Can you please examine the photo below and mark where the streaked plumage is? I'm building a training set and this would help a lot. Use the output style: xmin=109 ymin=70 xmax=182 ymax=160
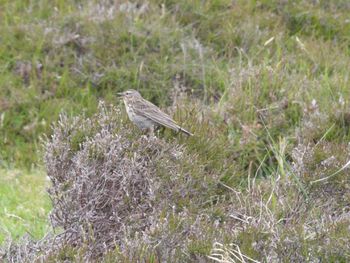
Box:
xmin=118 ymin=90 xmax=193 ymax=136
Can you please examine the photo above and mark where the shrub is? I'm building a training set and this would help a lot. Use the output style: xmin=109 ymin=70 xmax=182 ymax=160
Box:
xmin=2 ymin=102 xmax=221 ymax=261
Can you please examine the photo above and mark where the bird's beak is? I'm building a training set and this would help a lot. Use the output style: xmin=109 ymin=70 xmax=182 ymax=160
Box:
xmin=117 ymin=92 xmax=125 ymax=97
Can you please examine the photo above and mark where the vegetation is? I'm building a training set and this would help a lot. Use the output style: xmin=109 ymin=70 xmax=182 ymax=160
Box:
xmin=1 ymin=0 xmax=350 ymax=261
xmin=0 ymin=169 xmax=50 ymax=244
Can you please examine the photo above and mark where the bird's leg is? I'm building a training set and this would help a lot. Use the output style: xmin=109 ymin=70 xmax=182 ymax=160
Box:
xmin=147 ymin=126 xmax=155 ymax=137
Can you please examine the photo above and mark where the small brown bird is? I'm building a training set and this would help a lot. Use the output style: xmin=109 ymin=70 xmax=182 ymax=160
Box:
xmin=118 ymin=90 xmax=193 ymax=136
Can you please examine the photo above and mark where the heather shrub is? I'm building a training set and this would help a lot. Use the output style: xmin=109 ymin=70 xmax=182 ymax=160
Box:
xmin=3 ymin=101 xmax=350 ymax=262
xmin=32 ymin=101 xmax=217 ymax=261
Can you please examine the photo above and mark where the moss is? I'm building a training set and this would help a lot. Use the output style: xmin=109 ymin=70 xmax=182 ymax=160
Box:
xmin=187 ymin=240 xmax=212 ymax=257
xmin=236 ymin=228 xmax=269 ymax=259
xmin=45 ymin=245 xmax=86 ymax=262
xmin=70 ymin=129 xmax=87 ymax=152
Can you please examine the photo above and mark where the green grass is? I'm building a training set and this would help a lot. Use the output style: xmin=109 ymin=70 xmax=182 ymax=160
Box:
xmin=0 ymin=0 xmax=350 ymax=261
xmin=0 ymin=169 xmax=50 ymax=244
xmin=1 ymin=0 xmax=349 ymax=169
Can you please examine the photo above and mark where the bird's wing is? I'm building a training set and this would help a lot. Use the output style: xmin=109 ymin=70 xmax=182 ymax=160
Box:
xmin=133 ymin=99 xmax=181 ymax=131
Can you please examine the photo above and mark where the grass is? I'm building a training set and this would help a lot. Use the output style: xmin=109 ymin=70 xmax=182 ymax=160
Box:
xmin=1 ymin=0 xmax=350 ymax=168
xmin=0 ymin=0 xmax=350 ymax=261
xmin=0 ymin=169 xmax=50 ymax=244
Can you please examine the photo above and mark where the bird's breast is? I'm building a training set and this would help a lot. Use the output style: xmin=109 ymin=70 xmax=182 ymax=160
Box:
xmin=124 ymin=101 xmax=134 ymax=119
xmin=123 ymin=100 xmax=155 ymax=130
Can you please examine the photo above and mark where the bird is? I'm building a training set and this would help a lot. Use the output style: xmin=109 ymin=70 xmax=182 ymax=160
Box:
xmin=118 ymin=90 xmax=193 ymax=136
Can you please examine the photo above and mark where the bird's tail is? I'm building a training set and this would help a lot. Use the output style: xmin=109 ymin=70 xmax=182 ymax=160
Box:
xmin=179 ymin=127 xmax=194 ymax=136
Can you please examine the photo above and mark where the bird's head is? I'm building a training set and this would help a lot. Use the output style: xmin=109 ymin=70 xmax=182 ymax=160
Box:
xmin=117 ymin=89 xmax=141 ymax=99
